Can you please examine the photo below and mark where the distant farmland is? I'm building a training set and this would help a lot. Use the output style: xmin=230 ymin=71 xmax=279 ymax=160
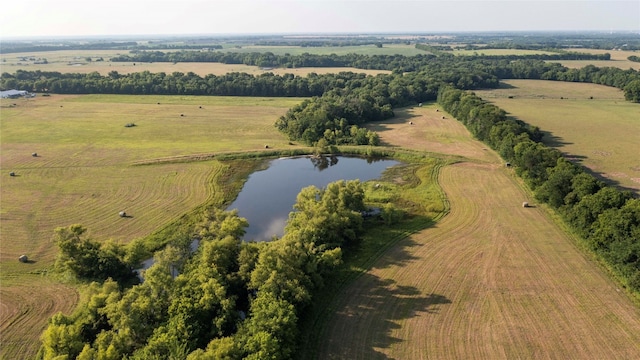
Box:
xmin=0 ymin=48 xmax=396 ymax=77
xmin=476 ymin=79 xmax=640 ymax=193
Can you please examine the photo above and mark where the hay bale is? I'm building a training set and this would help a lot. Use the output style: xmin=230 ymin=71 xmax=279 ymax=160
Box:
xmin=9 ymin=172 xmax=15 ymax=177
xmin=522 ymin=202 xmax=529 ymax=208
xmin=409 ymin=121 xmax=413 ymax=125
xmin=119 ymin=211 xmax=126 ymax=217
xmin=32 ymin=152 xmax=38 ymax=157
xmin=264 ymin=145 xmax=269 ymax=149
xmin=18 ymin=255 xmax=28 ymax=263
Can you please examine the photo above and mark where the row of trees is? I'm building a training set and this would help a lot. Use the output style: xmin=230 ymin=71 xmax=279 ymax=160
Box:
xmin=437 ymin=87 xmax=640 ymax=292
xmin=40 ymin=180 xmax=369 ymax=359
xmin=3 ymin=57 xmax=639 ymax=100
xmin=110 ymin=48 xmax=611 ymax=69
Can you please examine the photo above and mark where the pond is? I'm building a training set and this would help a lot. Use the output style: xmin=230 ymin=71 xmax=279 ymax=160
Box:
xmin=227 ymin=155 xmax=400 ymax=241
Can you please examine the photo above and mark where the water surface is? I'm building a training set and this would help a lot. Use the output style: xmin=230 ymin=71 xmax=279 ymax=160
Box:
xmin=227 ymin=155 xmax=399 ymax=241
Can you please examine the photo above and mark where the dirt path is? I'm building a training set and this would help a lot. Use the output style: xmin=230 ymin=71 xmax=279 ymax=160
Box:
xmin=319 ymin=107 xmax=640 ymax=359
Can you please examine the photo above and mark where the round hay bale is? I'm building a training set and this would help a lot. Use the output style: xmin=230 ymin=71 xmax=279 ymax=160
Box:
xmin=9 ymin=172 xmax=16 ymax=177
xmin=119 ymin=211 xmax=126 ymax=217
xmin=18 ymin=255 xmax=28 ymax=263
xmin=32 ymin=152 xmax=38 ymax=157
xmin=409 ymin=121 xmax=413 ymax=125
xmin=522 ymin=202 xmax=529 ymax=208
xmin=264 ymin=145 xmax=269 ymax=149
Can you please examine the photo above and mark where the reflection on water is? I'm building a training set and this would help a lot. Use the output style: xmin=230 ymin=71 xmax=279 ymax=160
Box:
xmin=227 ymin=155 xmax=399 ymax=241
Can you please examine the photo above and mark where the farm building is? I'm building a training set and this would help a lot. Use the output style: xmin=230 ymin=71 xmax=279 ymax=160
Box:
xmin=0 ymin=89 xmax=32 ymax=99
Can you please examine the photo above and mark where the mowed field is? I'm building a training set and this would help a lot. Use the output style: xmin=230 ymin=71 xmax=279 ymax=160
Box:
xmin=320 ymin=103 xmax=640 ymax=358
xmin=0 ymin=49 xmax=392 ymax=77
xmin=0 ymin=94 xmax=304 ymax=359
xmin=475 ymin=79 xmax=640 ymax=193
xmin=558 ymin=48 xmax=640 ymax=70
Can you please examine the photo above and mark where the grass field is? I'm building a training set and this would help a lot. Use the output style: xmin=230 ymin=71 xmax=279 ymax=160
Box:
xmin=0 ymin=47 xmax=399 ymax=77
xmin=2 ymin=83 xmax=639 ymax=358
xmin=0 ymin=94 xmax=305 ymax=359
xmin=451 ymin=47 xmax=640 ymax=70
xmin=558 ymin=48 xmax=640 ymax=70
xmin=475 ymin=79 xmax=640 ymax=193
xmin=319 ymin=101 xmax=640 ymax=359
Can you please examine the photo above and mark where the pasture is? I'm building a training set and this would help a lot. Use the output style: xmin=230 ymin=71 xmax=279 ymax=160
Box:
xmin=475 ymin=79 xmax=640 ymax=193
xmin=318 ymin=101 xmax=640 ymax=359
xmin=0 ymin=94 xmax=304 ymax=359
xmin=558 ymin=48 xmax=640 ymax=70
xmin=0 ymin=48 xmax=395 ymax=77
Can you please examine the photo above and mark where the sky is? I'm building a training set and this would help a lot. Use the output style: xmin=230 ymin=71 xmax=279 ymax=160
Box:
xmin=0 ymin=0 xmax=638 ymax=39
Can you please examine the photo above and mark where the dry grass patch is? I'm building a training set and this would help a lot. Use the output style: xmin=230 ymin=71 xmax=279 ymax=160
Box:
xmin=366 ymin=104 xmax=495 ymax=163
xmin=0 ymin=276 xmax=79 ymax=360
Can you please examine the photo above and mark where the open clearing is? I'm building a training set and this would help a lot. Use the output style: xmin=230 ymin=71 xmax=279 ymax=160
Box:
xmin=476 ymin=79 xmax=640 ymax=193
xmin=0 ymin=94 xmax=304 ymax=359
xmin=320 ymin=102 xmax=640 ymax=358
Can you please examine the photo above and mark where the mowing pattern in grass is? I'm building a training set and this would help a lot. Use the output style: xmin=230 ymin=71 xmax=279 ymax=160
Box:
xmin=320 ymin=162 xmax=640 ymax=359
xmin=0 ymin=94 xmax=304 ymax=359
xmin=0 ymin=276 xmax=79 ymax=360
xmin=366 ymin=103 xmax=494 ymax=163
xmin=477 ymin=79 xmax=640 ymax=193
xmin=319 ymin=97 xmax=640 ymax=358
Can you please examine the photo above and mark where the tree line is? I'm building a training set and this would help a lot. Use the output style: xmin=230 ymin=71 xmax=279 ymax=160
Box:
xmin=437 ymin=86 xmax=640 ymax=293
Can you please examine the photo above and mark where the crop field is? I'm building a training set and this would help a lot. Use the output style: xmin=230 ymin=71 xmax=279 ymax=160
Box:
xmin=320 ymin=100 xmax=640 ymax=358
xmin=0 ymin=94 xmax=304 ymax=359
xmin=475 ymin=79 xmax=640 ymax=193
